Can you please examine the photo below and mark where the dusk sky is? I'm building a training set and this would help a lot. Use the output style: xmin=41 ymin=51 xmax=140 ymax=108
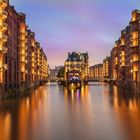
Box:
xmin=11 ymin=0 xmax=140 ymax=68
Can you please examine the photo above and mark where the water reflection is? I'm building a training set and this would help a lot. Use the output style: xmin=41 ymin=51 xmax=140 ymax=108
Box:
xmin=110 ymin=85 xmax=140 ymax=111
xmin=0 ymin=83 xmax=140 ymax=140
xmin=110 ymin=86 xmax=140 ymax=140
xmin=0 ymin=86 xmax=50 ymax=140
xmin=64 ymin=85 xmax=89 ymax=102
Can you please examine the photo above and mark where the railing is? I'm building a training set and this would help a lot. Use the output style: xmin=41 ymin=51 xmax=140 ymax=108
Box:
xmin=0 ymin=35 xmax=7 ymax=42
xmin=0 ymin=11 xmax=7 ymax=17
xmin=0 ymin=46 xmax=7 ymax=53
xmin=0 ymin=64 xmax=8 ymax=72
xmin=0 ymin=23 xmax=7 ymax=31
xmin=0 ymin=0 xmax=8 ymax=7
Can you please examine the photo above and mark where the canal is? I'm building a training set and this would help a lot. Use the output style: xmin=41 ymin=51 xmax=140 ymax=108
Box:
xmin=0 ymin=82 xmax=140 ymax=140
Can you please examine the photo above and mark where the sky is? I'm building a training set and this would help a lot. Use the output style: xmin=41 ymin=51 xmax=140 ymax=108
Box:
xmin=10 ymin=0 xmax=140 ymax=68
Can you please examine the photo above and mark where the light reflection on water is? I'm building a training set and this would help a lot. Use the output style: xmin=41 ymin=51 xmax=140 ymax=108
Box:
xmin=0 ymin=82 xmax=140 ymax=140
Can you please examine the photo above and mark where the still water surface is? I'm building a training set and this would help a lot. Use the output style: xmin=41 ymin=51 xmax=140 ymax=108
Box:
xmin=0 ymin=82 xmax=140 ymax=140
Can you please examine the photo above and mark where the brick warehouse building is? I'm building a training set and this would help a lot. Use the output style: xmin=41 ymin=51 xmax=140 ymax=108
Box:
xmin=0 ymin=0 xmax=48 ymax=98
xmin=64 ymin=52 xmax=89 ymax=81
xmin=110 ymin=10 xmax=140 ymax=90
xmin=89 ymin=64 xmax=103 ymax=80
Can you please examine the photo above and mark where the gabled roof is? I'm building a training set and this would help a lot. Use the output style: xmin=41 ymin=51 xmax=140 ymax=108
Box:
xmin=66 ymin=52 xmax=89 ymax=62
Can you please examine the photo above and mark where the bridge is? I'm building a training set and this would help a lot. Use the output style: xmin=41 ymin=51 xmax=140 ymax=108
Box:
xmin=88 ymin=78 xmax=114 ymax=82
xmin=46 ymin=77 xmax=114 ymax=87
xmin=46 ymin=78 xmax=114 ymax=82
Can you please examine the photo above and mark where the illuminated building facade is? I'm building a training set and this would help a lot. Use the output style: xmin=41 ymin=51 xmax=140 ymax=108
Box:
xmin=110 ymin=10 xmax=140 ymax=89
xmin=110 ymin=30 xmax=126 ymax=83
xmin=40 ymin=48 xmax=48 ymax=82
xmin=129 ymin=10 xmax=140 ymax=88
xmin=103 ymin=57 xmax=110 ymax=78
xmin=90 ymin=64 xmax=103 ymax=79
xmin=0 ymin=0 xmax=8 ymax=94
xmin=24 ymin=30 xmax=48 ymax=88
xmin=18 ymin=13 xmax=27 ymax=88
xmin=64 ymin=52 xmax=89 ymax=81
xmin=0 ymin=0 xmax=48 ymax=98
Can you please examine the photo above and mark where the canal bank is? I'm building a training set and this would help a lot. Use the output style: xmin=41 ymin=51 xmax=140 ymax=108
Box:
xmin=0 ymin=81 xmax=47 ymax=101
xmin=110 ymin=80 xmax=140 ymax=93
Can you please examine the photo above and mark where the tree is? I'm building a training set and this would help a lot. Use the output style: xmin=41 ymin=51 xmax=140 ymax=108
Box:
xmin=57 ymin=67 xmax=65 ymax=78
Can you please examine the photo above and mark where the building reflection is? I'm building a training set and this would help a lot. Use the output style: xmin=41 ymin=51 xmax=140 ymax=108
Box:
xmin=0 ymin=85 xmax=50 ymax=140
xmin=64 ymin=85 xmax=89 ymax=103
xmin=0 ymin=113 xmax=11 ymax=140
xmin=109 ymin=85 xmax=140 ymax=140
xmin=63 ymin=85 xmax=93 ymax=127
xmin=110 ymin=85 xmax=140 ymax=111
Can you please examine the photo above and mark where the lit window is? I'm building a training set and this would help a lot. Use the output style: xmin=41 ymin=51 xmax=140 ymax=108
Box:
xmin=121 ymin=38 xmax=125 ymax=46
xmin=132 ymin=32 xmax=138 ymax=39
xmin=132 ymin=39 xmax=138 ymax=47
xmin=132 ymin=13 xmax=137 ymax=21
